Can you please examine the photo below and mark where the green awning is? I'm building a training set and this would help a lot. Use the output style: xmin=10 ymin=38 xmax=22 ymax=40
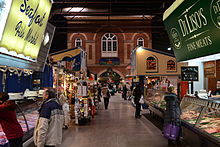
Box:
xmin=163 ymin=0 xmax=184 ymax=21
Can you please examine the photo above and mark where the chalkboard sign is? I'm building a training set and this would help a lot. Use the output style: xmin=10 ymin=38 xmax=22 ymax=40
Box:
xmin=181 ymin=66 xmax=199 ymax=81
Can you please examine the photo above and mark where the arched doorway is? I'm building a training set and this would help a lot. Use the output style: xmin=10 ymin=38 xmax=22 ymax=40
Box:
xmin=98 ymin=68 xmax=121 ymax=85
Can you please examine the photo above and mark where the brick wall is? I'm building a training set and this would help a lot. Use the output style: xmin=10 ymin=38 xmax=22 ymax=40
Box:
xmin=67 ymin=31 xmax=152 ymax=78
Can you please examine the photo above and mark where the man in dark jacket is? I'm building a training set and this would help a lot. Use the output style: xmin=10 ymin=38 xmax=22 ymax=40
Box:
xmin=133 ymin=84 xmax=143 ymax=118
xmin=0 ymin=92 xmax=23 ymax=147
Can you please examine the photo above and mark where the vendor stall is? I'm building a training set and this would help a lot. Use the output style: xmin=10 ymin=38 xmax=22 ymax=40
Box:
xmin=0 ymin=0 xmax=54 ymax=146
xmin=163 ymin=0 xmax=220 ymax=146
xmin=131 ymin=47 xmax=185 ymax=91
xmin=130 ymin=47 xmax=185 ymax=117
xmin=50 ymin=47 xmax=93 ymax=124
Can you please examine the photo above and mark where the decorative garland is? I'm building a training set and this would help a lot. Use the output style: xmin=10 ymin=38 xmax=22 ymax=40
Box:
xmin=0 ymin=66 xmax=33 ymax=76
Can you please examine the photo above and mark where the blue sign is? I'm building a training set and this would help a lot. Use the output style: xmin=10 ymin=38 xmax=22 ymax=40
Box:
xmin=99 ymin=58 xmax=120 ymax=65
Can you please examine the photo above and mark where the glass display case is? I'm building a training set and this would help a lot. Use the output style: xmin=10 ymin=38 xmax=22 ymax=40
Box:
xmin=180 ymin=97 xmax=205 ymax=125
xmin=145 ymin=89 xmax=166 ymax=110
xmin=0 ymin=99 xmax=40 ymax=147
xmin=197 ymin=108 xmax=220 ymax=138
xmin=180 ymin=96 xmax=220 ymax=146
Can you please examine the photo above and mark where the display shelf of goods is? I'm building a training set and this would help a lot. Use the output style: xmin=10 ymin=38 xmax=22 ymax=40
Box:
xmin=181 ymin=97 xmax=220 ymax=146
xmin=0 ymin=100 xmax=39 ymax=146
xmin=197 ymin=108 xmax=220 ymax=138
xmin=180 ymin=99 xmax=203 ymax=125
xmin=145 ymin=89 xmax=166 ymax=110
xmin=75 ymin=97 xmax=91 ymax=120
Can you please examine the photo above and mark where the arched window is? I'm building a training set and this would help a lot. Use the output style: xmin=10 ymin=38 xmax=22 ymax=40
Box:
xmin=146 ymin=56 xmax=157 ymax=71
xmin=137 ymin=38 xmax=144 ymax=47
xmin=75 ymin=38 xmax=82 ymax=47
xmin=101 ymin=33 xmax=118 ymax=57
xmin=167 ymin=60 xmax=176 ymax=71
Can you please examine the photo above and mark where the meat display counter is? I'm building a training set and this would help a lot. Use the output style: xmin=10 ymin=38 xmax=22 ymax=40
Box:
xmin=0 ymin=99 xmax=40 ymax=147
xmin=145 ymin=89 xmax=166 ymax=118
xmin=180 ymin=96 xmax=220 ymax=147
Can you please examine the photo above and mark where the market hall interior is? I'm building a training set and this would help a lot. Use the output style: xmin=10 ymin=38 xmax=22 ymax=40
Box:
xmin=57 ymin=93 xmax=168 ymax=147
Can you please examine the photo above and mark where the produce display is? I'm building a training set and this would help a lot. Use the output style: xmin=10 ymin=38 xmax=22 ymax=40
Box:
xmin=0 ymin=111 xmax=38 ymax=146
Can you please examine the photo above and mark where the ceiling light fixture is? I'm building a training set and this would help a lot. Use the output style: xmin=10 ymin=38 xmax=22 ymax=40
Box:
xmin=63 ymin=7 xmax=86 ymax=12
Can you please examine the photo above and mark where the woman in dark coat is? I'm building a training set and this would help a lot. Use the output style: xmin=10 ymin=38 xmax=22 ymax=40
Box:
xmin=133 ymin=84 xmax=143 ymax=119
xmin=122 ymin=85 xmax=128 ymax=100
xmin=163 ymin=87 xmax=181 ymax=145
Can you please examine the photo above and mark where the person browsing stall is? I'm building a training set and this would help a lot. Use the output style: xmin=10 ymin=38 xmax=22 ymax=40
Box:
xmin=133 ymin=84 xmax=143 ymax=119
xmin=0 ymin=92 xmax=23 ymax=147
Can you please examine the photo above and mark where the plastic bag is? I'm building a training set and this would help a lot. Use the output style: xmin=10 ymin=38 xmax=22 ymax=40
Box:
xmin=139 ymin=96 xmax=144 ymax=104
xmin=163 ymin=123 xmax=180 ymax=140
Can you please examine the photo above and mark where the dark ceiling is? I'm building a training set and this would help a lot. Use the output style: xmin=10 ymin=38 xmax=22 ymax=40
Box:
xmin=49 ymin=0 xmax=175 ymax=53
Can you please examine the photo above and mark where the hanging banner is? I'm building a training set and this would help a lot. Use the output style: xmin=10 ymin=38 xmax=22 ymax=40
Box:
xmin=0 ymin=0 xmax=52 ymax=59
xmin=72 ymin=53 xmax=81 ymax=71
xmin=163 ymin=0 xmax=220 ymax=61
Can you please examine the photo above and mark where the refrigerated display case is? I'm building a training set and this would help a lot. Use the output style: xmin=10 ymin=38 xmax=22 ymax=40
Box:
xmin=180 ymin=96 xmax=220 ymax=147
xmin=145 ymin=89 xmax=166 ymax=117
xmin=0 ymin=99 xmax=40 ymax=147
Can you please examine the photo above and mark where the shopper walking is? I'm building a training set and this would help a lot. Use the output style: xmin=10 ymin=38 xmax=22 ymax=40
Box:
xmin=102 ymin=85 xmax=111 ymax=109
xmin=133 ymin=84 xmax=143 ymax=119
xmin=163 ymin=87 xmax=181 ymax=146
xmin=0 ymin=92 xmax=23 ymax=147
xmin=122 ymin=84 xmax=128 ymax=100
xmin=97 ymin=85 xmax=102 ymax=102
xmin=34 ymin=88 xmax=64 ymax=147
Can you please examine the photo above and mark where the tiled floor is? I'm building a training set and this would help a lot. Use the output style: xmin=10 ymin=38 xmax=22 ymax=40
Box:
xmin=58 ymin=93 xmax=168 ymax=147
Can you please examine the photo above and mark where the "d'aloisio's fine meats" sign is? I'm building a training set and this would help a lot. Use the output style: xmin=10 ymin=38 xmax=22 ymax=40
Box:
xmin=163 ymin=0 xmax=220 ymax=61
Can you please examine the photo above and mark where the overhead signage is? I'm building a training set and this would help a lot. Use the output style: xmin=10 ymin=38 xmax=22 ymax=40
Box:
xmin=163 ymin=0 xmax=220 ymax=61
xmin=181 ymin=66 xmax=199 ymax=81
xmin=0 ymin=23 xmax=55 ymax=71
xmin=99 ymin=58 xmax=120 ymax=65
xmin=0 ymin=0 xmax=52 ymax=60
xmin=0 ymin=0 xmax=12 ymax=40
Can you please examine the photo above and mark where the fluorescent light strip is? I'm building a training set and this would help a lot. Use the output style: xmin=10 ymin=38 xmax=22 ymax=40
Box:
xmin=183 ymin=53 xmax=220 ymax=63
xmin=0 ymin=47 xmax=37 ymax=62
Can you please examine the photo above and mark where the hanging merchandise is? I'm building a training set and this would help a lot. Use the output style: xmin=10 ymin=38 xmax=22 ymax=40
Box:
xmin=74 ymin=81 xmax=94 ymax=125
